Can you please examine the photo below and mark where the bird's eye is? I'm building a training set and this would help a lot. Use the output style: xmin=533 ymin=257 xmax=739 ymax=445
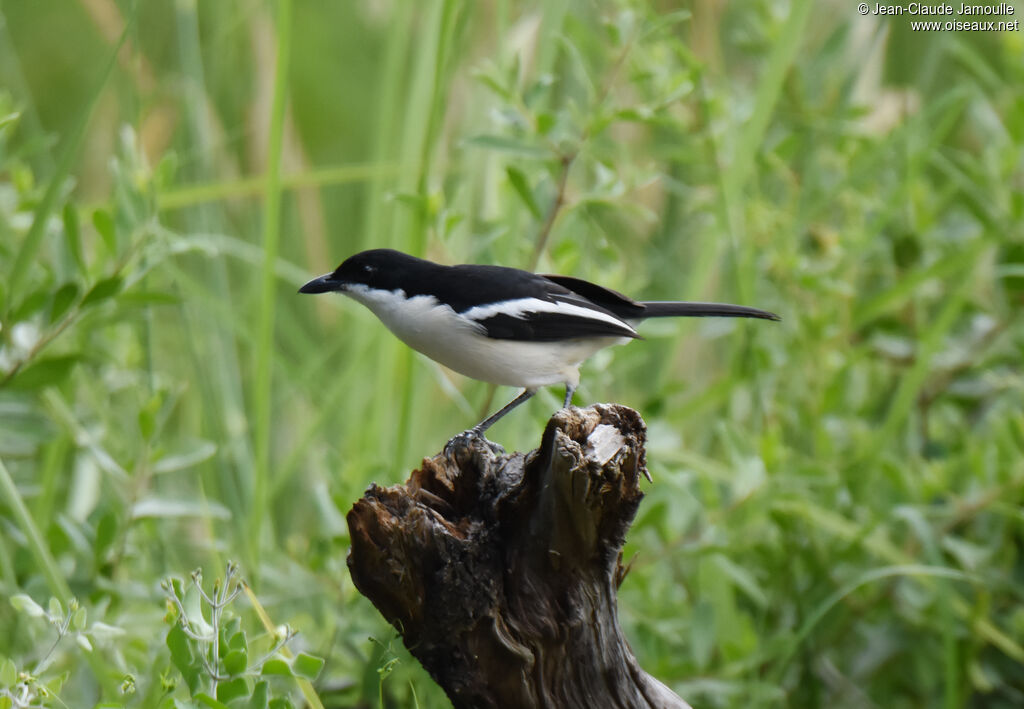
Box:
xmin=362 ymin=264 xmax=376 ymax=274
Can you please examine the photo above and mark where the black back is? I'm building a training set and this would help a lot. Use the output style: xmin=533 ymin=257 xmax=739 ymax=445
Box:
xmin=332 ymin=249 xmax=625 ymax=314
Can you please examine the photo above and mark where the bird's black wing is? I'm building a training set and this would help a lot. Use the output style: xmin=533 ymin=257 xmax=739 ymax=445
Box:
xmin=539 ymin=274 xmax=648 ymax=319
xmin=465 ymin=295 xmax=640 ymax=341
xmin=450 ymin=268 xmax=640 ymax=342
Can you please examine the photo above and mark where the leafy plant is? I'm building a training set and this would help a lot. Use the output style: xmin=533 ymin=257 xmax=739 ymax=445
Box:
xmin=162 ymin=562 xmax=324 ymax=709
xmin=1 ymin=595 xmax=125 ymax=708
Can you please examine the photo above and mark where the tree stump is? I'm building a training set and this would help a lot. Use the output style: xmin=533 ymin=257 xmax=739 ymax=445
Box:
xmin=346 ymin=404 xmax=691 ymax=709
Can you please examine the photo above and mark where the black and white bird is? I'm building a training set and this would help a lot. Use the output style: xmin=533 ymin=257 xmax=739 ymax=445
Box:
xmin=300 ymin=248 xmax=778 ymax=441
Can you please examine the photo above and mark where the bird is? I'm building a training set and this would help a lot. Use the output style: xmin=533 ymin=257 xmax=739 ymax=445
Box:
xmin=300 ymin=248 xmax=779 ymax=446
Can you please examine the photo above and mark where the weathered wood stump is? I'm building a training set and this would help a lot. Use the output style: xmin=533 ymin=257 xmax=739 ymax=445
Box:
xmin=346 ymin=404 xmax=691 ymax=709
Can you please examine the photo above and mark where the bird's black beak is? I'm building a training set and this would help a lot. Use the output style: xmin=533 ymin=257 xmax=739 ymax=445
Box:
xmin=298 ymin=274 xmax=344 ymax=294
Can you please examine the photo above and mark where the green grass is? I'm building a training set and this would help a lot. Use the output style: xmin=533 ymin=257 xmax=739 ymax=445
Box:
xmin=1 ymin=1 xmax=1023 ymax=707
xmin=251 ymin=0 xmax=292 ymax=575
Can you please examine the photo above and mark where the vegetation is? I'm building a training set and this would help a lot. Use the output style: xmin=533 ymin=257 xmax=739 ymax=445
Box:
xmin=1 ymin=1 xmax=1022 ymax=707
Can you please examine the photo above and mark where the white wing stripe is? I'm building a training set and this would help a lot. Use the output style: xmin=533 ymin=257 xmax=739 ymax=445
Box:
xmin=461 ymin=298 xmax=638 ymax=336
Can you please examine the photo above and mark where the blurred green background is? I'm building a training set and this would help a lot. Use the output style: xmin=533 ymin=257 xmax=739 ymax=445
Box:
xmin=2 ymin=0 xmax=1023 ymax=707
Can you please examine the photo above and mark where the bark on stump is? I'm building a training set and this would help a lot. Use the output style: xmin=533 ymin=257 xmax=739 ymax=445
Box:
xmin=346 ymin=404 xmax=691 ymax=709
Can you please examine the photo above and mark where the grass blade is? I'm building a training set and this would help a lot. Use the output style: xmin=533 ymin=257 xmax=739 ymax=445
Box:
xmin=0 ymin=457 xmax=71 ymax=603
xmin=251 ymin=0 xmax=293 ymax=563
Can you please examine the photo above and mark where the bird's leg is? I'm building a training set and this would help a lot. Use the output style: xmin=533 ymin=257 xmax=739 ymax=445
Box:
xmin=444 ymin=389 xmax=537 ymax=456
xmin=563 ymin=384 xmax=576 ymax=409
xmin=473 ymin=388 xmax=537 ymax=436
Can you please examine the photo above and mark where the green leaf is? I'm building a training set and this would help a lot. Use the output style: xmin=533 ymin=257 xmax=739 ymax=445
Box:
xmin=223 ymin=648 xmax=247 ymax=676
xmin=138 ymin=403 xmax=157 ymax=441
xmin=535 ymin=112 xmax=555 ymax=135
xmin=505 ymin=166 xmax=542 ymax=219
xmin=0 ymin=697 xmax=11 ymax=709
xmin=942 ymin=535 xmax=992 ymax=572
xmin=713 ymin=555 xmax=768 ymax=609
xmin=62 ymin=203 xmax=86 ymax=274
xmin=50 ymin=282 xmax=79 ymax=323
xmin=195 ymin=694 xmax=231 ymax=709
xmin=228 ymin=630 xmax=247 ymax=652
xmin=166 ymin=624 xmax=194 ymax=675
xmin=218 ymin=619 xmax=237 ymax=658
xmin=94 ymin=511 xmax=119 ymax=563
xmin=215 ymin=676 xmax=249 ymax=704
xmin=267 ymin=697 xmax=293 ymax=709
xmin=0 ymin=657 xmax=17 ymax=687
xmin=690 ymin=598 xmax=715 ymax=671
xmin=132 ymin=498 xmax=231 ymax=520
xmin=48 ymin=597 xmax=63 ymax=619
xmin=247 ymin=680 xmax=269 ymax=709
xmin=87 ymin=622 xmax=126 ymax=640
xmin=259 ymin=658 xmax=291 ymax=676
xmin=290 ymin=652 xmax=324 ymax=680
xmin=464 ymin=134 xmax=549 ymax=158
xmin=116 ymin=290 xmax=182 ymax=307
xmin=92 ymin=209 xmax=116 ymax=253
xmin=523 ymin=74 xmax=554 ymax=109
xmin=641 ymin=8 xmax=691 ymax=38
xmin=153 ymin=441 xmax=217 ymax=474
xmin=181 ymin=585 xmax=214 ymax=637
xmin=389 ymin=192 xmax=429 ymax=218
xmin=44 ymin=671 xmax=68 ymax=697
xmin=0 ymin=109 xmax=19 ymax=131
xmin=8 ymin=355 xmax=80 ymax=391
xmin=72 ymin=606 xmax=88 ymax=631
xmin=11 ymin=163 xmax=33 ymax=195
xmin=472 ymin=64 xmax=512 ymax=100
xmin=11 ymin=287 xmax=49 ymax=322
xmin=82 ymin=276 xmax=124 ymax=307
xmin=10 ymin=594 xmax=47 ymax=618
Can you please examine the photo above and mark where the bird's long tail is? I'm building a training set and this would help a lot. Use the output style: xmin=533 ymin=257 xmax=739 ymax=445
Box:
xmin=639 ymin=301 xmax=780 ymax=321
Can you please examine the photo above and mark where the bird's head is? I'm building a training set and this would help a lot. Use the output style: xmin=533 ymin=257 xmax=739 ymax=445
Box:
xmin=299 ymin=248 xmax=423 ymax=294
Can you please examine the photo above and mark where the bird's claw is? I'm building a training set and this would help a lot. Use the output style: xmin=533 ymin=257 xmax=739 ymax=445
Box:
xmin=443 ymin=428 xmax=505 ymax=457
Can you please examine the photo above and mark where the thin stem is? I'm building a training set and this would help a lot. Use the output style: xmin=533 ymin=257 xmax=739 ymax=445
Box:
xmin=0 ymin=458 xmax=72 ymax=604
xmin=246 ymin=628 xmax=296 ymax=670
xmin=32 ymin=608 xmax=73 ymax=676
xmin=526 ymin=153 xmax=574 ymax=272
xmin=210 ymin=580 xmax=221 ymax=692
xmin=165 ymin=594 xmax=213 ymax=642
xmin=153 ymin=162 xmax=402 ymax=211
xmin=251 ymin=0 xmax=293 ymax=568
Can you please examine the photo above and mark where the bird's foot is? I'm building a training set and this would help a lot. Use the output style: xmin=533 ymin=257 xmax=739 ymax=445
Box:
xmin=443 ymin=428 xmax=505 ymax=458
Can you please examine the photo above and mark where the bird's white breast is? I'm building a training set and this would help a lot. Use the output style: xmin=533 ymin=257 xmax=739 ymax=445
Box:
xmin=343 ymin=286 xmax=627 ymax=388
